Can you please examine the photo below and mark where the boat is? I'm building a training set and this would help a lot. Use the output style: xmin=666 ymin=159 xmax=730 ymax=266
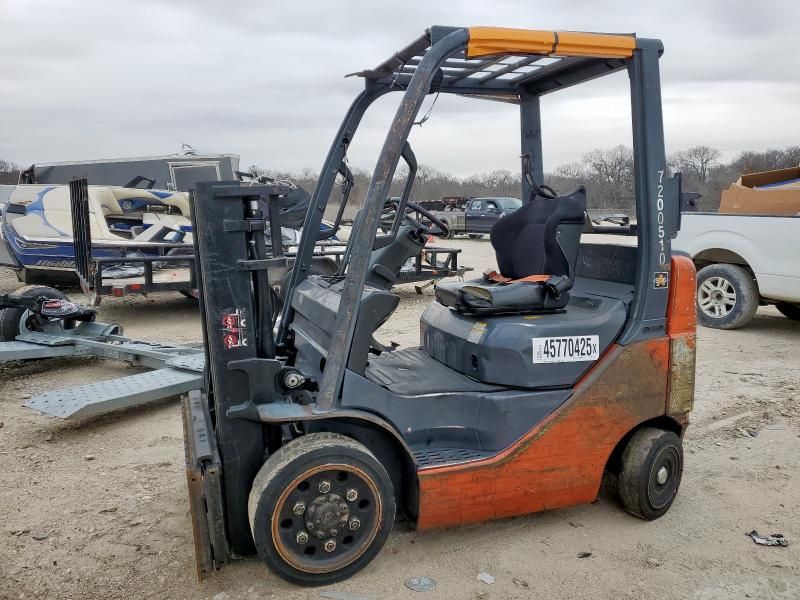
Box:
xmin=0 ymin=183 xmax=193 ymax=283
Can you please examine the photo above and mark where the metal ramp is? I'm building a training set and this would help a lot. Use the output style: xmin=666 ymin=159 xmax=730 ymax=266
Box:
xmin=0 ymin=321 xmax=205 ymax=420
xmin=26 ymin=365 xmax=203 ymax=419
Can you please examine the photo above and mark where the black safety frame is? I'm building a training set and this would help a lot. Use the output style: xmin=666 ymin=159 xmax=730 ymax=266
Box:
xmin=275 ymin=26 xmax=677 ymax=410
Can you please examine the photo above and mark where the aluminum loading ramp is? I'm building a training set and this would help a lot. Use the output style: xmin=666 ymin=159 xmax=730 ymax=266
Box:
xmin=0 ymin=321 xmax=204 ymax=419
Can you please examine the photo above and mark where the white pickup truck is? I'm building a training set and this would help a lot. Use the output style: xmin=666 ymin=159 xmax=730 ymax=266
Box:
xmin=672 ymin=212 xmax=800 ymax=329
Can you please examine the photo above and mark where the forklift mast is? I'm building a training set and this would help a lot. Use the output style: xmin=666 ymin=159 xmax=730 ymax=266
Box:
xmin=189 ymin=182 xmax=292 ymax=556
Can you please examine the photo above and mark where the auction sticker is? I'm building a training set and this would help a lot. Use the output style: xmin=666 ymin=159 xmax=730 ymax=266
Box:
xmin=532 ymin=335 xmax=599 ymax=364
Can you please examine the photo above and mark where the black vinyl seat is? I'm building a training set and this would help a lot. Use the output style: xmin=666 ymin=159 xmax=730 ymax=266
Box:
xmin=435 ymin=187 xmax=587 ymax=314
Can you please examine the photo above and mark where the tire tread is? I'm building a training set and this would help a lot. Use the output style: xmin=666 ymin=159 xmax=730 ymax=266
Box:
xmin=696 ymin=263 xmax=758 ymax=329
xmin=618 ymin=427 xmax=683 ymax=521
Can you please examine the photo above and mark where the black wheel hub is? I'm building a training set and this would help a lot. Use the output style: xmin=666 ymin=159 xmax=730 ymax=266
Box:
xmin=272 ymin=465 xmax=381 ymax=573
xmin=306 ymin=493 xmax=349 ymax=539
xmin=647 ymin=446 xmax=681 ymax=510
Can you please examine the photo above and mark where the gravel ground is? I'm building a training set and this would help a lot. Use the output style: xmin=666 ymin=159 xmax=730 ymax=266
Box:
xmin=1 ymin=237 xmax=798 ymax=600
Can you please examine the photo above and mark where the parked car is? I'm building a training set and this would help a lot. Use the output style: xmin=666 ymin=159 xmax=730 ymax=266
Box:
xmin=672 ymin=212 xmax=800 ymax=328
xmin=429 ymin=196 xmax=521 ymax=239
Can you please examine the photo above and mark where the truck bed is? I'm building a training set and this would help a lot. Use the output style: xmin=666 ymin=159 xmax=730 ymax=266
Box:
xmin=673 ymin=212 xmax=800 ymax=302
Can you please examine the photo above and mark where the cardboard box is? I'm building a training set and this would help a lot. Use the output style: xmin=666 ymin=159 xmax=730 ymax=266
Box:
xmin=719 ymin=166 xmax=800 ymax=215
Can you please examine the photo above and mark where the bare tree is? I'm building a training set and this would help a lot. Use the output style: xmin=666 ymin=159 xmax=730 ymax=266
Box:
xmin=732 ymin=146 xmax=800 ymax=174
xmin=552 ymin=162 xmax=587 ymax=180
xmin=583 ymin=146 xmax=634 ymax=185
xmin=0 ymin=159 xmax=21 ymax=184
xmin=671 ymin=145 xmax=721 ymax=184
xmin=581 ymin=145 xmax=635 ymax=210
xmin=244 ymin=143 xmax=798 ymax=219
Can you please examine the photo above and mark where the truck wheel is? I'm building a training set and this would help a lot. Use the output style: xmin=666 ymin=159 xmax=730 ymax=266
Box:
xmin=468 ymin=233 xmax=483 ymax=240
xmin=776 ymin=302 xmax=800 ymax=321
xmin=248 ymin=433 xmax=395 ymax=586
xmin=437 ymin=219 xmax=453 ymax=240
xmin=696 ymin=264 xmax=758 ymax=329
xmin=0 ymin=285 xmax=70 ymax=342
xmin=618 ymin=427 xmax=683 ymax=520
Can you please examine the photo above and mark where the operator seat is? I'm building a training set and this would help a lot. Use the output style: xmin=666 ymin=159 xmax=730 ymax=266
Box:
xmin=435 ymin=187 xmax=586 ymax=314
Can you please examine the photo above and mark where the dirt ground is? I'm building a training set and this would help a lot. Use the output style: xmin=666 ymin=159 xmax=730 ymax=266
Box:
xmin=1 ymin=238 xmax=798 ymax=600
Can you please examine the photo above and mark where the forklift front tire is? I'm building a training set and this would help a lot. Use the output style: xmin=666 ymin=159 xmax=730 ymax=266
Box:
xmin=618 ymin=427 xmax=683 ymax=521
xmin=248 ymin=432 xmax=395 ymax=586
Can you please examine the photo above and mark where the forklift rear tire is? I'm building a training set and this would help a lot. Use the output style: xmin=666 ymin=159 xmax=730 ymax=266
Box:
xmin=618 ymin=427 xmax=683 ymax=521
xmin=248 ymin=432 xmax=395 ymax=586
xmin=0 ymin=285 xmax=69 ymax=342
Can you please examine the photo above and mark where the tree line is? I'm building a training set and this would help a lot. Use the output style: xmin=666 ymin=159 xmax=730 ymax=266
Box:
xmin=3 ymin=145 xmax=797 ymax=215
xmin=249 ymin=144 xmax=799 ymax=215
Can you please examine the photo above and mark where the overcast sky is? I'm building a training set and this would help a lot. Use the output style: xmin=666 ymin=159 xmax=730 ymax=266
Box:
xmin=1 ymin=0 xmax=798 ymax=176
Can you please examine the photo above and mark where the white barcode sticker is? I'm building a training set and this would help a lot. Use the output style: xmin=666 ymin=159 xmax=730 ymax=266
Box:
xmin=532 ymin=335 xmax=600 ymax=363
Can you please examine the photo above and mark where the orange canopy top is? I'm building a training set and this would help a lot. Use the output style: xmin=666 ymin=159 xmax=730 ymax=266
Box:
xmin=467 ymin=27 xmax=636 ymax=59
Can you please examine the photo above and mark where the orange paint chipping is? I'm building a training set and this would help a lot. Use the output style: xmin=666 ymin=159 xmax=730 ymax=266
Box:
xmin=467 ymin=27 xmax=636 ymax=59
xmin=416 ymin=339 xmax=670 ymax=530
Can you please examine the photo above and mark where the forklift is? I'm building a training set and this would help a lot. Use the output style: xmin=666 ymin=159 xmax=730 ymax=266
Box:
xmin=184 ymin=26 xmax=698 ymax=585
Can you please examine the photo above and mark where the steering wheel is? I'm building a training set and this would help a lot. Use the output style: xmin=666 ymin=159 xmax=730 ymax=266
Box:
xmin=383 ymin=199 xmax=449 ymax=238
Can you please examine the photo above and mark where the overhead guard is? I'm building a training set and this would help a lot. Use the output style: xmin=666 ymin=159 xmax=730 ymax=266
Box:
xmin=466 ymin=27 xmax=636 ymax=59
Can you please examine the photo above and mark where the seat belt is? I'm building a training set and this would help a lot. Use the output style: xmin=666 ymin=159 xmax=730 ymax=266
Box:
xmin=482 ymin=269 xmax=570 ymax=300
xmin=482 ymin=269 xmax=551 ymax=284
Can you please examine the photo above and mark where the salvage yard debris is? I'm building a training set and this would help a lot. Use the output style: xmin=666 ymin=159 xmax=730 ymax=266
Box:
xmin=319 ymin=592 xmax=373 ymax=600
xmin=747 ymin=530 xmax=789 ymax=547
xmin=404 ymin=577 xmax=436 ymax=592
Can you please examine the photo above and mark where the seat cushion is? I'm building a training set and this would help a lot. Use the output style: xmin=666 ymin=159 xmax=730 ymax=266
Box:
xmin=436 ymin=278 xmax=569 ymax=314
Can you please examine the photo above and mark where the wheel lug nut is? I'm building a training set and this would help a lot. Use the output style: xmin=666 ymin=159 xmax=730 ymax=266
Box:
xmin=323 ymin=539 xmax=336 ymax=553
xmin=318 ymin=480 xmax=331 ymax=494
xmin=296 ymin=531 xmax=309 ymax=544
xmin=349 ymin=518 xmax=361 ymax=531
xmin=292 ymin=502 xmax=305 ymax=515
xmin=345 ymin=488 xmax=358 ymax=502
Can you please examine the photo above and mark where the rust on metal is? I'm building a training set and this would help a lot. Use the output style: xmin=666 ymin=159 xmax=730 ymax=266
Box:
xmin=181 ymin=397 xmax=214 ymax=581
xmin=666 ymin=254 xmax=697 ymax=416
xmin=667 ymin=334 xmax=696 ymax=415
xmin=415 ymin=338 xmax=671 ymax=530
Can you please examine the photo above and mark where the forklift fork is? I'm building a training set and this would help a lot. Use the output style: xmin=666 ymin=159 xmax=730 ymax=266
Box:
xmin=182 ymin=391 xmax=228 ymax=579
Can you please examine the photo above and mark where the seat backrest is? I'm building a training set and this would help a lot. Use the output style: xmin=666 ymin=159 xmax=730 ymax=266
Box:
xmin=490 ymin=187 xmax=586 ymax=280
